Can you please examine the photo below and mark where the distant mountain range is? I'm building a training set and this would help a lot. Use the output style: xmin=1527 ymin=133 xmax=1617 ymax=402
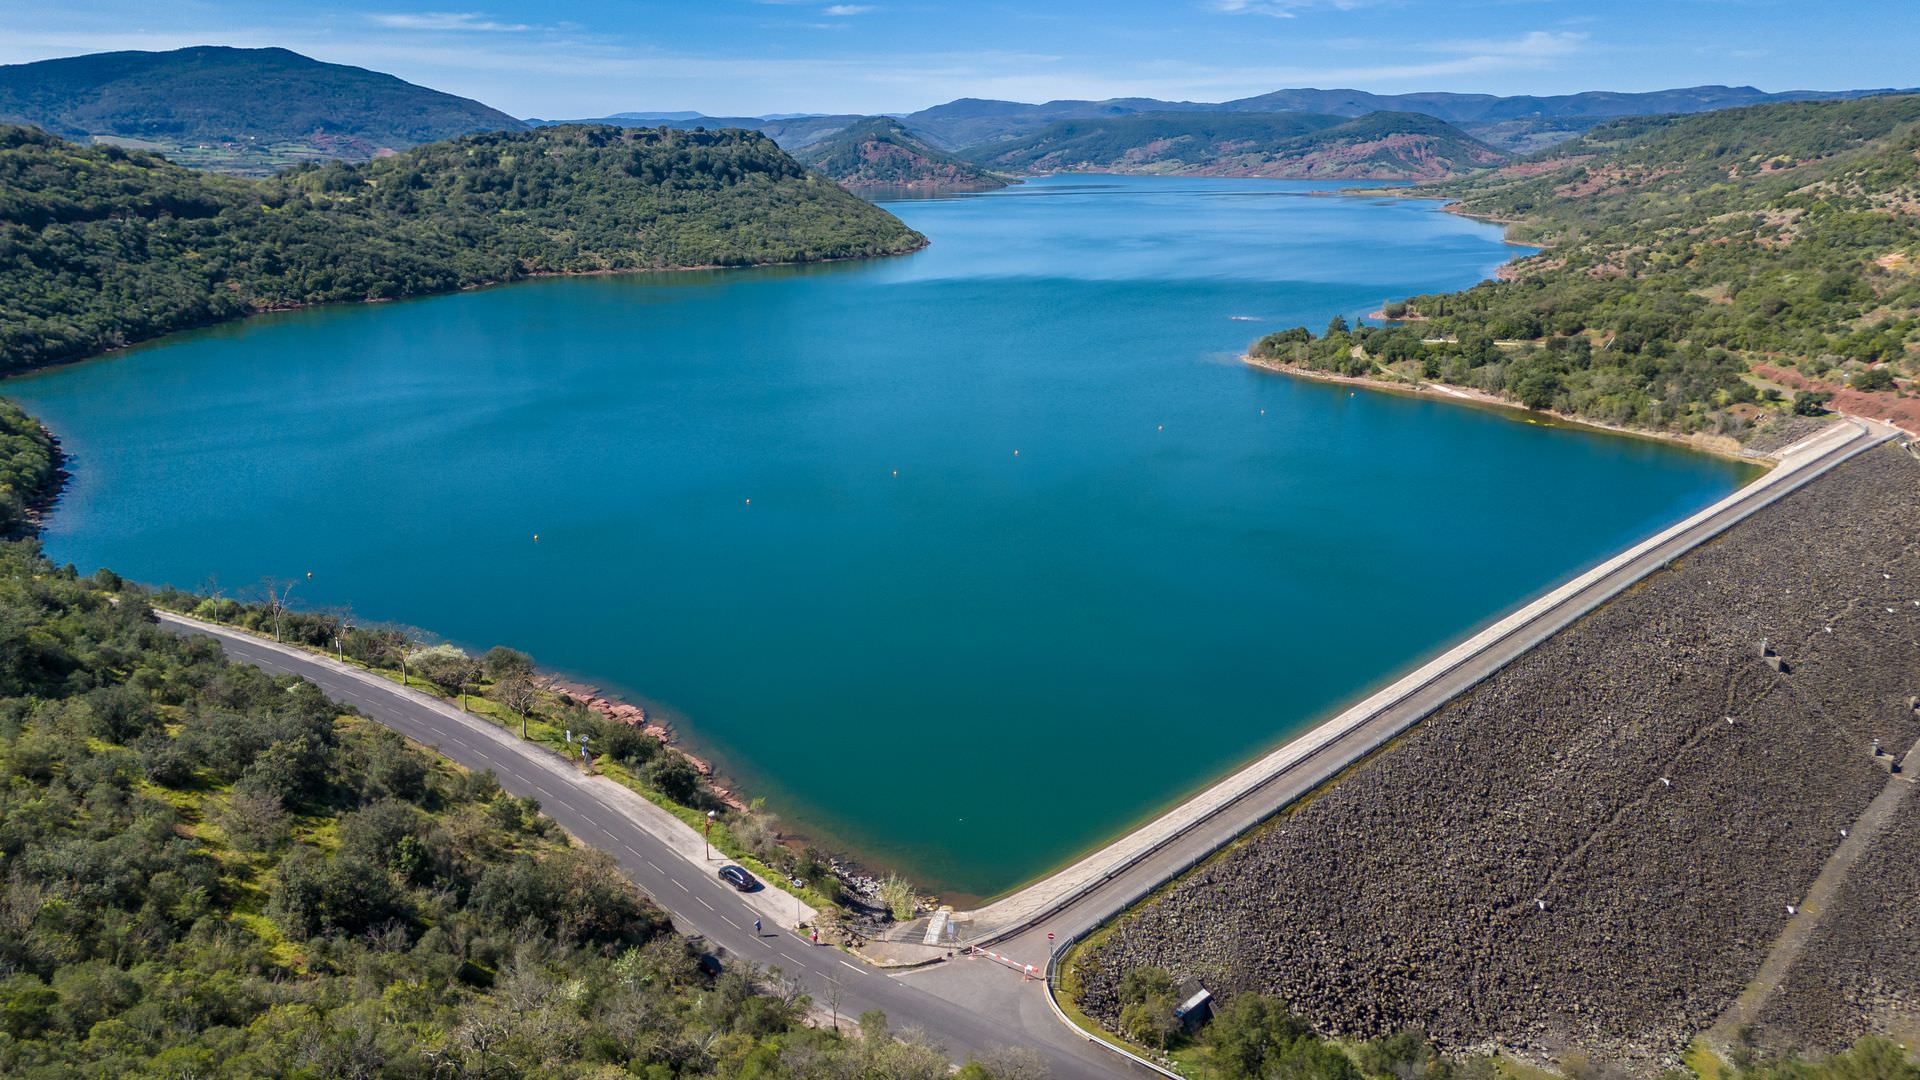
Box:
xmin=0 ymin=46 xmax=527 ymax=175
xmin=559 ymin=84 xmax=1911 ymax=187
xmin=2 ymin=46 xmax=1910 ymax=188
xmin=896 ymin=85 xmax=1912 ymax=153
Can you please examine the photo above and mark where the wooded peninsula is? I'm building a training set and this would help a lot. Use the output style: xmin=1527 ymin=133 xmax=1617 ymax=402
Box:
xmin=0 ymin=123 xmax=925 ymax=374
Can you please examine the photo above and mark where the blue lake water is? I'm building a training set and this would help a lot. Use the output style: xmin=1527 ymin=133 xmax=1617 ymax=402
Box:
xmin=7 ymin=176 xmax=1757 ymax=901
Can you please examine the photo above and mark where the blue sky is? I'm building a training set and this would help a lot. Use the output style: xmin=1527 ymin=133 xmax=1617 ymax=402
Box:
xmin=3 ymin=1 xmax=1915 ymax=118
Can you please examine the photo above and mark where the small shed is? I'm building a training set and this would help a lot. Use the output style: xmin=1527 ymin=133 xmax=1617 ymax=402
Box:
xmin=1173 ymin=978 xmax=1214 ymax=1034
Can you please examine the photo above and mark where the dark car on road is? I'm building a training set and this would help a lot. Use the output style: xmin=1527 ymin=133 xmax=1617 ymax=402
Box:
xmin=718 ymin=865 xmax=759 ymax=891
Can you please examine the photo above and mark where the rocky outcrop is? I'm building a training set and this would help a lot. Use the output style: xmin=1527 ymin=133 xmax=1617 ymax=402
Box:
xmin=544 ymin=677 xmax=751 ymax=811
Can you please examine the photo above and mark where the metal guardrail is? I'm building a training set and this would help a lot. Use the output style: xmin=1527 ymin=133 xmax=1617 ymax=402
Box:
xmin=1043 ymin=930 xmax=1184 ymax=1079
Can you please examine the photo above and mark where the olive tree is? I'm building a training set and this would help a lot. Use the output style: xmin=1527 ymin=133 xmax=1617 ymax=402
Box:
xmin=483 ymin=646 xmax=539 ymax=736
xmin=410 ymin=644 xmax=483 ymax=711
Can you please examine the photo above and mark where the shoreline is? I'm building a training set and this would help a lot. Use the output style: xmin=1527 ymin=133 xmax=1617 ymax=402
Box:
xmin=0 ymin=242 xmax=928 ymax=385
xmin=536 ymin=675 xmax=751 ymax=814
xmin=1241 ymin=353 xmax=1781 ymax=465
xmin=12 ymin=419 xmax=70 ymax=539
xmin=535 ymin=672 xmax=899 ymax=902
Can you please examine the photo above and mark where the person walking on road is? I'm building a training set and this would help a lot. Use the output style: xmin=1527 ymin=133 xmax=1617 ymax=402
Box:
xmin=754 ymin=918 xmax=762 ymax=937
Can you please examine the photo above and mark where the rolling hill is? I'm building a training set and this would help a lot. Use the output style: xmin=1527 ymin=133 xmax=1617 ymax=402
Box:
xmin=0 ymin=46 xmax=526 ymax=174
xmin=790 ymin=117 xmax=1008 ymax=191
xmin=964 ymin=110 xmax=1509 ymax=181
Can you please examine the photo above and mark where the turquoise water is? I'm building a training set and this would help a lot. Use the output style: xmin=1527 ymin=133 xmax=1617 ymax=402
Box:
xmin=8 ymin=176 xmax=1756 ymax=901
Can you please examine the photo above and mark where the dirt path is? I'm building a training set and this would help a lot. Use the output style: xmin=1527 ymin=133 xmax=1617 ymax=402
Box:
xmin=1706 ymin=734 xmax=1920 ymax=1052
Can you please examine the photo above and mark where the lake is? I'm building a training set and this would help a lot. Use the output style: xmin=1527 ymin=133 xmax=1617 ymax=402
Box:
xmin=7 ymin=176 xmax=1758 ymax=902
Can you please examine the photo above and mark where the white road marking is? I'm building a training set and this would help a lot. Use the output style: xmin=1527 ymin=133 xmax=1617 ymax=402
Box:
xmin=720 ymin=916 xmax=739 ymax=928
xmin=777 ymin=952 xmax=796 ymax=964
xmin=838 ymin=960 xmax=863 ymax=975
xmin=673 ymin=880 xmax=689 ymax=892
xmin=624 ymin=846 xmax=643 ymax=859
xmin=645 ymin=860 xmax=663 ymax=873
xmin=696 ymin=898 xmax=714 ymax=910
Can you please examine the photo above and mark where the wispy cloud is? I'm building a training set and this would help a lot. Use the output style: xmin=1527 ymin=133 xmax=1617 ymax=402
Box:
xmin=1211 ymin=0 xmax=1367 ymax=18
xmin=1426 ymin=30 xmax=1586 ymax=63
xmin=823 ymin=4 xmax=875 ymax=14
xmin=369 ymin=12 xmax=532 ymax=33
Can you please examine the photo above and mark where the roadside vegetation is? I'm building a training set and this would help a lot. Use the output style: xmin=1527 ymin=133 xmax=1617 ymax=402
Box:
xmin=140 ymin=586 xmax=903 ymax=928
xmin=0 ymin=122 xmax=926 ymax=373
xmin=1250 ymin=94 xmax=1920 ymax=438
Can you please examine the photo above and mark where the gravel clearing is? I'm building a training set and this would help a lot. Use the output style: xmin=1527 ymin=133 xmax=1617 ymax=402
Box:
xmin=1070 ymin=445 xmax=1920 ymax=1071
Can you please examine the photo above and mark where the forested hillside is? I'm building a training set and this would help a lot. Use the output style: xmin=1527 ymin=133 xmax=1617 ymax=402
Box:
xmin=0 ymin=123 xmax=926 ymax=373
xmin=965 ymin=111 xmax=1507 ymax=181
xmin=0 ymin=46 xmax=525 ymax=174
xmin=1251 ymin=95 xmax=1920 ymax=437
xmin=792 ymin=117 xmax=1008 ymax=191
xmin=0 ymin=402 xmax=58 ymax=538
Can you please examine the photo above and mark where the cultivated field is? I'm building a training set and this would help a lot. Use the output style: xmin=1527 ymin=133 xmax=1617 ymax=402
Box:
xmin=1069 ymin=445 xmax=1920 ymax=1069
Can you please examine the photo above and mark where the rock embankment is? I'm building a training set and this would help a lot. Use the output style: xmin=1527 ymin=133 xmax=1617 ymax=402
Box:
xmin=1072 ymin=446 xmax=1920 ymax=1070
xmin=543 ymin=678 xmax=751 ymax=812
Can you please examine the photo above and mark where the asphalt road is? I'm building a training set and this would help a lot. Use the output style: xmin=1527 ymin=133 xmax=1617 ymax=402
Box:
xmin=156 ymin=613 xmax=1140 ymax=1080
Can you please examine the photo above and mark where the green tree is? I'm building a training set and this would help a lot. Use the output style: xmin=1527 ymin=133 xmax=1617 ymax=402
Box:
xmin=643 ymin=754 xmax=703 ymax=806
xmin=409 ymin=643 xmax=482 ymax=710
xmin=1205 ymin=993 xmax=1313 ymax=1080
xmin=1117 ymin=966 xmax=1182 ymax=1050
xmin=1793 ymin=390 xmax=1834 ymax=416
xmin=485 ymin=646 xmax=539 ymax=736
xmin=1851 ymin=366 xmax=1895 ymax=392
